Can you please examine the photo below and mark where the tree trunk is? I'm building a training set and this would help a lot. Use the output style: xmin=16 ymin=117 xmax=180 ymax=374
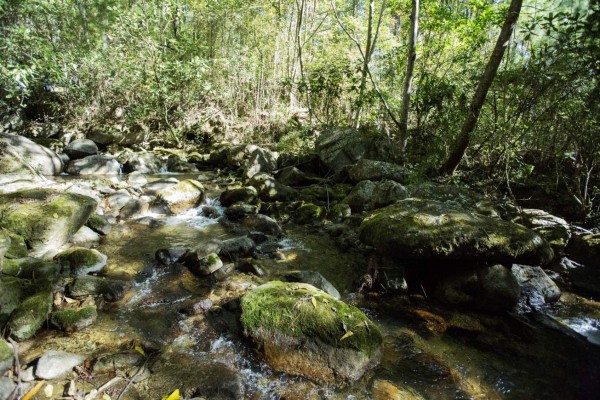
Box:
xmin=439 ymin=0 xmax=523 ymax=176
xmin=352 ymin=1 xmax=375 ymax=128
xmin=399 ymin=0 xmax=419 ymax=153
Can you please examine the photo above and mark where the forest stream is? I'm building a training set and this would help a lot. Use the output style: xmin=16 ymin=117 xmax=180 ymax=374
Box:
xmin=2 ymin=168 xmax=599 ymax=400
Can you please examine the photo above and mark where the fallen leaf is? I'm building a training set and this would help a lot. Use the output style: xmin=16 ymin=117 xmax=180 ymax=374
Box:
xmin=134 ymin=345 xmax=146 ymax=357
xmin=311 ymin=296 xmax=317 ymax=308
xmin=53 ymin=213 xmax=58 ymax=219
xmin=340 ymin=331 xmax=354 ymax=341
xmin=102 ymin=394 xmax=112 ymax=400
xmin=22 ymin=380 xmax=45 ymax=400
xmin=161 ymin=389 xmax=181 ymax=400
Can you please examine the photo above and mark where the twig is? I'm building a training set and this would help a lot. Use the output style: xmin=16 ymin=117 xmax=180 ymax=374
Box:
xmin=114 ymin=362 xmax=148 ymax=400
xmin=83 ymin=376 xmax=123 ymax=400
xmin=7 ymin=337 xmax=22 ymax=400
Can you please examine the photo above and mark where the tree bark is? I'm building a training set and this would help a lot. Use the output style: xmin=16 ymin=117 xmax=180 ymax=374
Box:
xmin=439 ymin=0 xmax=523 ymax=176
xmin=399 ymin=0 xmax=419 ymax=152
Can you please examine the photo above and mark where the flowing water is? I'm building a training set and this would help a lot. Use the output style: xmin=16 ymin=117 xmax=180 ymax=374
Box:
xmin=18 ymin=173 xmax=600 ymax=399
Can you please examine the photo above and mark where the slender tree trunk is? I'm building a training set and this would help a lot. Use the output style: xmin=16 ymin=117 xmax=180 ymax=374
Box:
xmin=352 ymin=1 xmax=375 ymax=128
xmin=439 ymin=0 xmax=523 ymax=176
xmin=399 ymin=0 xmax=419 ymax=152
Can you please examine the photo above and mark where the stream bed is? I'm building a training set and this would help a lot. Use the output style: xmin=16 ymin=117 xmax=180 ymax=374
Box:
xmin=10 ymin=172 xmax=600 ymax=400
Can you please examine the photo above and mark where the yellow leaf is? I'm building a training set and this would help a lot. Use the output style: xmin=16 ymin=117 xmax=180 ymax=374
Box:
xmin=134 ymin=345 xmax=146 ymax=357
xmin=161 ymin=389 xmax=180 ymax=400
xmin=102 ymin=394 xmax=112 ymax=400
xmin=340 ymin=331 xmax=354 ymax=341
xmin=311 ymin=296 xmax=317 ymax=308
xmin=53 ymin=213 xmax=58 ymax=219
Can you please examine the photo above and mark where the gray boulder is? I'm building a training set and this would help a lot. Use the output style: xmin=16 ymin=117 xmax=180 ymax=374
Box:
xmin=512 ymin=264 xmax=561 ymax=310
xmin=124 ymin=152 xmax=162 ymax=174
xmin=67 ymin=155 xmax=121 ymax=175
xmin=517 ymin=209 xmax=571 ymax=255
xmin=154 ymin=179 xmax=204 ymax=214
xmin=359 ymin=199 xmax=554 ymax=266
xmin=244 ymin=146 xmax=279 ymax=178
xmin=68 ymin=276 xmax=128 ymax=302
xmin=0 ymin=133 xmax=63 ymax=175
xmin=348 ymin=159 xmax=410 ymax=183
xmin=0 ymin=189 xmax=97 ymax=256
xmin=64 ymin=139 xmax=98 ymax=160
xmin=343 ymin=180 xmax=376 ymax=212
xmin=316 ymin=127 xmax=372 ymax=173
xmin=566 ymin=233 xmax=600 ymax=268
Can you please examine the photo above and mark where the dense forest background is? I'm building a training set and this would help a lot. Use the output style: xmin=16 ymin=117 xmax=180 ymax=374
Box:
xmin=0 ymin=0 xmax=598 ymax=221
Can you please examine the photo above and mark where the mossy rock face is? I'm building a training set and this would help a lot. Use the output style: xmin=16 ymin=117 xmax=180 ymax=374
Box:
xmin=343 ymin=180 xmax=376 ymax=213
xmin=348 ymin=159 xmax=410 ymax=184
xmin=1 ymin=229 xmax=27 ymax=259
xmin=68 ymin=276 xmax=128 ymax=302
xmin=154 ymin=179 xmax=204 ymax=214
xmin=2 ymin=257 xmax=61 ymax=279
xmin=405 ymin=183 xmax=498 ymax=218
xmin=0 ymin=276 xmax=23 ymax=327
xmin=371 ymin=180 xmax=409 ymax=209
xmin=0 ymin=189 xmax=97 ymax=256
xmin=516 ymin=209 xmax=571 ymax=255
xmin=360 ymin=199 xmax=554 ymax=266
xmin=0 ymin=230 xmax=10 ymax=263
xmin=240 ymin=281 xmax=382 ymax=384
xmin=8 ymin=291 xmax=52 ymax=341
xmin=86 ymin=213 xmax=112 ymax=235
xmin=0 ymin=338 xmax=13 ymax=375
xmin=248 ymin=173 xmax=297 ymax=202
xmin=54 ymin=247 xmax=107 ymax=276
xmin=566 ymin=233 xmax=600 ymax=268
xmin=220 ymin=186 xmax=258 ymax=207
xmin=50 ymin=306 xmax=97 ymax=332
xmin=294 ymin=203 xmax=325 ymax=225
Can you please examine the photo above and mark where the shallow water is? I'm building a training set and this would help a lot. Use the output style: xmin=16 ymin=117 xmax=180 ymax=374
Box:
xmin=19 ymin=173 xmax=600 ymax=399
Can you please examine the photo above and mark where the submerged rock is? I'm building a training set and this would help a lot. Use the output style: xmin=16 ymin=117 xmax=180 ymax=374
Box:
xmin=0 ymin=133 xmax=63 ymax=175
xmin=359 ymin=199 xmax=553 ymax=266
xmin=154 ymin=179 xmax=204 ymax=214
xmin=0 ymin=189 xmax=97 ymax=256
xmin=54 ymin=247 xmax=107 ymax=276
xmin=8 ymin=291 xmax=52 ymax=340
xmin=240 ymin=281 xmax=382 ymax=384
xmin=432 ymin=264 xmax=520 ymax=312
xmin=35 ymin=350 xmax=86 ymax=379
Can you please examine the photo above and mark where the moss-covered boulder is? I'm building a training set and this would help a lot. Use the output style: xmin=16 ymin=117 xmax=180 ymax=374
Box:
xmin=405 ymin=183 xmax=499 ymax=218
xmin=240 ymin=281 xmax=382 ymax=384
xmin=2 ymin=257 xmax=61 ymax=279
xmin=8 ymin=291 xmax=52 ymax=341
xmin=219 ymin=186 xmax=258 ymax=207
xmin=567 ymin=233 xmax=600 ymax=268
xmin=344 ymin=180 xmax=377 ymax=213
xmin=240 ymin=214 xmax=283 ymax=237
xmin=517 ymin=209 xmax=571 ymax=256
xmin=0 ymin=230 xmax=10 ymax=264
xmin=348 ymin=159 xmax=410 ymax=184
xmin=371 ymin=180 xmax=409 ymax=209
xmin=1 ymin=229 xmax=27 ymax=259
xmin=0 ymin=276 xmax=23 ymax=327
xmin=154 ymin=179 xmax=204 ymax=214
xmin=86 ymin=213 xmax=112 ymax=235
xmin=54 ymin=247 xmax=107 ymax=276
xmin=0 ymin=189 xmax=97 ymax=256
xmin=294 ymin=203 xmax=325 ymax=225
xmin=248 ymin=173 xmax=297 ymax=202
xmin=184 ymin=252 xmax=223 ymax=276
xmin=0 ymin=133 xmax=63 ymax=175
xmin=68 ymin=276 xmax=128 ymax=302
xmin=50 ymin=306 xmax=97 ymax=332
xmin=359 ymin=199 xmax=553 ymax=266
xmin=0 ymin=338 xmax=13 ymax=375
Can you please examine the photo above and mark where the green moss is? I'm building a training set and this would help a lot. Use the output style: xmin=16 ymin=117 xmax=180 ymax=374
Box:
xmin=2 ymin=257 xmax=60 ymax=279
xmin=54 ymin=247 xmax=106 ymax=276
xmin=295 ymin=203 xmax=324 ymax=225
xmin=1 ymin=229 xmax=27 ymax=258
xmin=50 ymin=306 xmax=97 ymax=332
xmin=0 ymin=338 xmax=12 ymax=361
xmin=8 ymin=291 xmax=52 ymax=340
xmin=241 ymin=281 xmax=382 ymax=355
